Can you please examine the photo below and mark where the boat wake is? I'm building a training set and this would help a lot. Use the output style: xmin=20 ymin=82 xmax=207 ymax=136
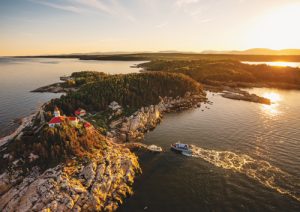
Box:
xmin=190 ymin=145 xmax=300 ymax=202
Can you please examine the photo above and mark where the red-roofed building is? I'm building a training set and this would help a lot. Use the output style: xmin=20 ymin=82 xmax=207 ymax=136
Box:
xmin=75 ymin=108 xmax=86 ymax=117
xmin=48 ymin=116 xmax=65 ymax=128
xmin=67 ymin=117 xmax=79 ymax=126
xmin=48 ymin=116 xmax=78 ymax=128
xmin=84 ymin=122 xmax=92 ymax=129
xmin=49 ymin=107 xmax=79 ymax=128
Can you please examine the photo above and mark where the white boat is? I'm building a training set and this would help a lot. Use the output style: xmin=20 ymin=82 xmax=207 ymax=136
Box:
xmin=181 ymin=151 xmax=193 ymax=157
xmin=147 ymin=145 xmax=163 ymax=152
xmin=170 ymin=142 xmax=192 ymax=155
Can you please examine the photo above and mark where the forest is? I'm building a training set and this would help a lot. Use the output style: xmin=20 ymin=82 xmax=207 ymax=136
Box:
xmin=47 ymin=71 xmax=204 ymax=115
xmin=139 ymin=60 xmax=300 ymax=89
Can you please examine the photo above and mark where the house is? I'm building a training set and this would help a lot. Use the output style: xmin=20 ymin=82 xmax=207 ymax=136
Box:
xmin=108 ymin=101 xmax=121 ymax=111
xmin=84 ymin=122 xmax=92 ymax=129
xmin=53 ymin=106 xmax=61 ymax=117
xmin=75 ymin=108 xmax=86 ymax=117
xmin=68 ymin=117 xmax=79 ymax=127
xmin=49 ymin=107 xmax=79 ymax=128
xmin=48 ymin=116 xmax=64 ymax=128
xmin=48 ymin=117 xmax=78 ymax=128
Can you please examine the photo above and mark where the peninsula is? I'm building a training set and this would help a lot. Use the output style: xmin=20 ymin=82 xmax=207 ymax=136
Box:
xmin=0 ymin=71 xmax=206 ymax=211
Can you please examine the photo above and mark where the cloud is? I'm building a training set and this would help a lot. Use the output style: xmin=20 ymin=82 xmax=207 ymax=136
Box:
xmin=109 ymin=0 xmax=136 ymax=22
xmin=29 ymin=0 xmax=84 ymax=13
xmin=29 ymin=0 xmax=135 ymax=21
xmin=73 ymin=0 xmax=114 ymax=15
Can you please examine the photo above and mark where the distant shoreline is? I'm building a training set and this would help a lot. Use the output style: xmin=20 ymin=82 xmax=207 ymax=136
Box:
xmin=14 ymin=53 xmax=300 ymax=62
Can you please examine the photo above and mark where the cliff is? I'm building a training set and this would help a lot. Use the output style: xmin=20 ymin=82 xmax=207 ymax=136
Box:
xmin=0 ymin=122 xmax=141 ymax=211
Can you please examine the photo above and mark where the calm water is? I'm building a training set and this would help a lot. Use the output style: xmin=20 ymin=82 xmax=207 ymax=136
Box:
xmin=119 ymin=89 xmax=300 ymax=211
xmin=0 ymin=57 xmax=142 ymax=137
xmin=242 ymin=61 xmax=300 ymax=68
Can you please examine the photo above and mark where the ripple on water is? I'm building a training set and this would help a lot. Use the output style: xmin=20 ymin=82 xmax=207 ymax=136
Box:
xmin=191 ymin=145 xmax=300 ymax=202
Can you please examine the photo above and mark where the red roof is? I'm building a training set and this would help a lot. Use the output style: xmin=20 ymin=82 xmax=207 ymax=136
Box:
xmin=84 ymin=122 xmax=92 ymax=128
xmin=68 ymin=117 xmax=78 ymax=121
xmin=75 ymin=109 xmax=86 ymax=115
xmin=49 ymin=116 xmax=64 ymax=124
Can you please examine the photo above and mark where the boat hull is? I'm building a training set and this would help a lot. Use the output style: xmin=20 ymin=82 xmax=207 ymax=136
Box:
xmin=170 ymin=144 xmax=192 ymax=153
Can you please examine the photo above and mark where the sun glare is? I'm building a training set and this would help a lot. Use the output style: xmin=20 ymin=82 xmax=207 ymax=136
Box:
xmin=266 ymin=62 xmax=297 ymax=67
xmin=263 ymin=92 xmax=282 ymax=103
xmin=249 ymin=4 xmax=300 ymax=50
xmin=261 ymin=92 xmax=282 ymax=116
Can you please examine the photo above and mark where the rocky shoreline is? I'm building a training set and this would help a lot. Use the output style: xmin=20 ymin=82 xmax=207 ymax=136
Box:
xmin=0 ymin=140 xmax=141 ymax=211
xmin=107 ymin=92 xmax=207 ymax=143
xmin=0 ymin=89 xmax=206 ymax=211
xmin=31 ymin=82 xmax=78 ymax=93
xmin=204 ymin=85 xmax=271 ymax=105
xmin=0 ymin=114 xmax=36 ymax=148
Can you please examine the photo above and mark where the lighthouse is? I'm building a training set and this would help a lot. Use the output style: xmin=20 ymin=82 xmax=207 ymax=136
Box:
xmin=53 ymin=106 xmax=61 ymax=117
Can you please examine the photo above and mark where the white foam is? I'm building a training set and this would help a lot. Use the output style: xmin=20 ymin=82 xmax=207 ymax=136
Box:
xmin=191 ymin=145 xmax=300 ymax=202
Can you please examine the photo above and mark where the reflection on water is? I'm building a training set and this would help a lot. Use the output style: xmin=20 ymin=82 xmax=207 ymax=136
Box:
xmin=242 ymin=61 xmax=300 ymax=68
xmin=263 ymin=92 xmax=282 ymax=103
xmin=261 ymin=92 xmax=283 ymax=116
xmin=120 ymin=89 xmax=300 ymax=212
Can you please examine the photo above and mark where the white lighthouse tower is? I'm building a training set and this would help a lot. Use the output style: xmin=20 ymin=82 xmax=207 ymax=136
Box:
xmin=53 ymin=106 xmax=61 ymax=117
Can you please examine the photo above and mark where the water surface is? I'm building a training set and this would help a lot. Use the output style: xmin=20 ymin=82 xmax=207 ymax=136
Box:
xmin=119 ymin=88 xmax=300 ymax=211
xmin=242 ymin=61 xmax=300 ymax=68
xmin=0 ymin=58 xmax=142 ymax=137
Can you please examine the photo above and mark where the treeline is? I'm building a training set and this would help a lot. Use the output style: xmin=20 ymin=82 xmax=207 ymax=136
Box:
xmin=46 ymin=72 xmax=204 ymax=114
xmin=140 ymin=60 xmax=300 ymax=88
xmin=70 ymin=71 xmax=107 ymax=86
xmin=24 ymin=53 xmax=300 ymax=62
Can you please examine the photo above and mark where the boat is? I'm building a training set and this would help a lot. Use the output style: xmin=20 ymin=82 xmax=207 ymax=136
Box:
xmin=170 ymin=142 xmax=193 ymax=156
xmin=181 ymin=151 xmax=192 ymax=157
xmin=147 ymin=145 xmax=163 ymax=152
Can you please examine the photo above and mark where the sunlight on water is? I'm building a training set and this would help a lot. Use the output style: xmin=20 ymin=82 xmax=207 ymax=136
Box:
xmin=242 ymin=61 xmax=300 ymax=68
xmin=261 ymin=92 xmax=282 ymax=116
xmin=191 ymin=145 xmax=300 ymax=202
xmin=266 ymin=62 xmax=300 ymax=67
xmin=263 ymin=92 xmax=282 ymax=103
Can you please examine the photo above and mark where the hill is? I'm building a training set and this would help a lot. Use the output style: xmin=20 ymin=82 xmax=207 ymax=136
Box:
xmin=139 ymin=60 xmax=300 ymax=89
xmin=201 ymin=48 xmax=300 ymax=55
xmin=47 ymin=71 xmax=204 ymax=115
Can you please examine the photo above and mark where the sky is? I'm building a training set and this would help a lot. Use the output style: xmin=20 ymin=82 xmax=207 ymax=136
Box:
xmin=1 ymin=0 xmax=300 ymax=56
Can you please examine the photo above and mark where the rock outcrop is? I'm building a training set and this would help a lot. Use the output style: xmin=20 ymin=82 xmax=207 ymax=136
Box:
xmin=108 ymin=93 xmax=206 ymax=142
xmin=221 ymin=92 xmax=271 ymax=104
xmin=0 ymin=141 xmax=140 ymax=212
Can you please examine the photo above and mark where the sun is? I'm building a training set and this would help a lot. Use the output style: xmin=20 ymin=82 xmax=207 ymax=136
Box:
xmin=248 ymin=4 xmax=300 ymax=50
